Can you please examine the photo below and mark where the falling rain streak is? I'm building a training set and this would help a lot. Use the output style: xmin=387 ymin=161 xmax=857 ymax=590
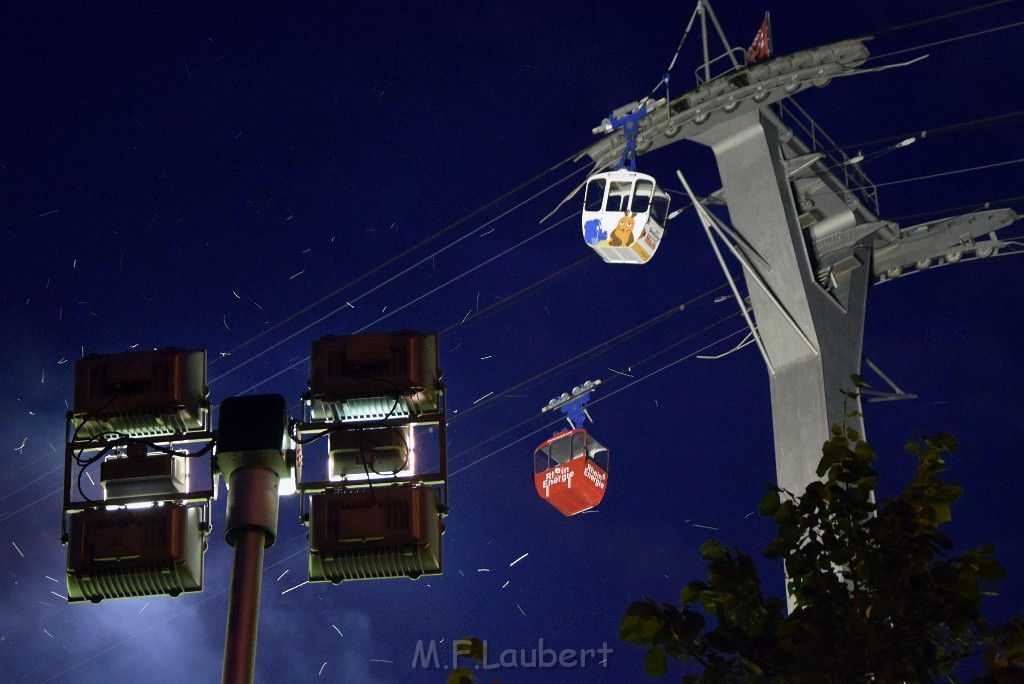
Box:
xmin=281 ymin=580 xmax=309 ymax=595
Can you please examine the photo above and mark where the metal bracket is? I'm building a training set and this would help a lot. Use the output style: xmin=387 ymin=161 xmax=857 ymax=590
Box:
xmin=860 ymin=357 xmax=917 ymax=403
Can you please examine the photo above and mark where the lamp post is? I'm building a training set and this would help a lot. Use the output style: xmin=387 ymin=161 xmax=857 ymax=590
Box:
xmin=59 ymin=332 xmax=448 ymax=683
xmin=215 ymin=395 xmax=293 ymax=684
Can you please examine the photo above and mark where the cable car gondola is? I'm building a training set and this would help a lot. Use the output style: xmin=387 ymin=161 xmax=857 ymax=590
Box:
xmin=533 ymin=381 xmax=609 ymax=516
xmin=534 ymin=428 xmax=609 ymax=516
xmin=582 ymin=101 xmax=670 ymax=264
xmin=582 ymin=170 xmax=670 ymax=264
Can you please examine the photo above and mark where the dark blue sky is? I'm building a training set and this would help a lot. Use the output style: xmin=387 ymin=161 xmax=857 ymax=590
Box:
xmin=1 ymin=2 xmax=1022 ymax=682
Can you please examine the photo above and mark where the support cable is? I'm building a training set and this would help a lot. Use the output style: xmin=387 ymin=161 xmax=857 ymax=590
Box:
xmin=208 ymin=153 xmax=581 ymax=368
xmin=439 ymin=254 xmax=596 ymax=335
xmin=449 ymin=322 xmax=750 ymax=476
xmin=866 ymin=18 xmax=1024 ymax=62
xmin=887 ymin=195 xmax=1024 ymax=225
xmin=803 ymin=155 xmax=1024 ymax=204
xmin=210 ymin=164 xmax=589 ymax=385
xmin=818 ymin=110 xmax=1024 ymax=164
xmin=449 ymin=281 xmax=729 ymax=421
xmin=450 ymin=310 xmax=746 ymax=463
xmin=234 ymin=211 xmax=581 ymax=395
xmin=871 ymin=157 xmax=1024 ymax=190
xmin=854 ymin=0 xmax=1022 ymax=42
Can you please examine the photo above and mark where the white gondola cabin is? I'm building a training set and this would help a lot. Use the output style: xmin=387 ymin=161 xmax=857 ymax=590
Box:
xmin=582 ymin=170 xmax=670 ymax=264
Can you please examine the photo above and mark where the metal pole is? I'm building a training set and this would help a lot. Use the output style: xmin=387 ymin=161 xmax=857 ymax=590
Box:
xmin=215 ymin=395 xmax=291 ymax=684
xmin=700 ymin=1 xmax=711 ymax=83
xmin=223 ymin=528 xmax=266 ymax=684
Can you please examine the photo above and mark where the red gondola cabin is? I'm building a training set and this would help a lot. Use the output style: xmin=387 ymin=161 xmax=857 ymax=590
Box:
xmin=533 ymin=428 xmax=609 ymax=516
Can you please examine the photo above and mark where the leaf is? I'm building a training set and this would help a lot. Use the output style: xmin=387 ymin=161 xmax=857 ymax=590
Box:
xmin=818 ymin=440 xmax=848 ymax=477
xmin=681 ymin=582 xmax=704 ymax=606
xmin=699 ymin=540 xmax=727 ymax=561
xmin=850 ymin=373 xmax=870 ymax=389
xmin=448 ymin=669 xmax=476 ymax=684
xmin=618 ymin=427 xmax=1017 ymax=683
xmin=742 ymin=657 xmax=766 ymax=678
xmin=977 ymin=555 xmax=1007 ymax=583
xmin=620 ymin=604 xmax=664 ymax=644
xmin=759 ymin=488 xmax=781 ymax=516
xmin=456 ymin=637 xmax=486 ymax=661
xmin=785 ymin=552 xmax=810 ymax=578
xmin=854 ymin=440 xmax=876 ymax=464
xmin=936 ymin=482 xmax=964 ymax=504
xmin=763 ymin=539 xmax=789 ymax=559
xmin=932 ymin=502 xmax=952 ymax=525
xmin=644 ymin=646 xmax=669 ymax=677
xmin=926 ymin=432 xmax=958 ymax=453
xmin=779 ymin=522 xmax=802 ymax=545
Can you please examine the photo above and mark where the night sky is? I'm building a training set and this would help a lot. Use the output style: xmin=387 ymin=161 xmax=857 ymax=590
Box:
xmin=1 ymin=2 xmax=1022 ymax=682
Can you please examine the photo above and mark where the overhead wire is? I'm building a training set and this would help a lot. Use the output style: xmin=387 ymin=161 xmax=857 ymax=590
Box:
xmin=37 ymin=531 xmax=312 ymax=684
xmin=0 ymin=466 xmax=63 ymax=507
xmin=210 ymin=5 xmax=1024 ymax=394
xmin=449 ymin=306 xmax=747 ymax=464
xmin=440 ymin=254 xmax=597 ymax=336
xmin=0 ymin=487 xmax=61 ymax=525
xmin=886 ymin=195 xmax=1024 ymax=225
xmin=218 ymin=142 xmax=1023 ymax=475
xmin=866 ymin=17 xmax=1024 ymax=62
xmin=854 ymin=0 xmax=1022 ymax=42
xmin=209 ymin=163 xmax=590 ymax=386
xmin=0 ymin=286 xmax=741 ymax=529
xmin=444 ymin=145 xmax=1024 ymax=470
xmin=22 ymin=7 xmax=1024 ymax=677
xmin=808 ymin=109 xmax=1024 ymax=166
xmin=449 ymin=320 xmax=751 ymax=477
xmin=797 ymin=155 xmax=1024 ymax=208
xmin=234 ymin=211 xmax=582 ymax=396
xmin=208 ymin=151 xmax=582 ymax=368
xmin=449 ymin=281 xmax=730 ymax=422
xmin=21 ymin=0 xmax=1016 ymax=529
xmin=870 ymin=156 xmax=1024 ymax=190
xmin=193 ymin=0 xmax=1024 ymax=393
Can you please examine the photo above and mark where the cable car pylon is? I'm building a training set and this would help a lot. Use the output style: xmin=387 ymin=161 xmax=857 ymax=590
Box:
xmin=534 ymin=381 xmax=609 ymax=516
xmin=576 ymin=0 xmax=1019 ymax=583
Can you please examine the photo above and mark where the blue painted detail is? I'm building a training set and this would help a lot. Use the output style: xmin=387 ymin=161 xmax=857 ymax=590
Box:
xmin=584 ymin=218 xmax=607 ymax=245
xmin=559 ymin=392 xmax=592 ymax=430
xmin=607 ymin=106 xmax=650 ymax=171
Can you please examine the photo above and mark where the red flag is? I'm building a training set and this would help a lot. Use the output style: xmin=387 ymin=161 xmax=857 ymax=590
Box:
xmin=745 ymin=12 xmax=772 ymax=65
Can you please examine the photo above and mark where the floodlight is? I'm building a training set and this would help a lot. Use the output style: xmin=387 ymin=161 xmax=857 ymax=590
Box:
xmin=308 ymin=485 xmax=443 ymax=583
xmin=73 ymin=348 xmax=209 ymax=440
xmin=328 ymin=426 xmax=414 ymax=480
xmin=100 ymin=448 xmax=189 ymax=501
xmin=307 ymin=331 xmax=440 ymax=421
xmin=65 ymin=503 xmax=207 ymax=603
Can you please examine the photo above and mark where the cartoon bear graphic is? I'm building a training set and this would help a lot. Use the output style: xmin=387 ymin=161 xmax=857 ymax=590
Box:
xmin=607 ymin=212 xmax=637 ymax=247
